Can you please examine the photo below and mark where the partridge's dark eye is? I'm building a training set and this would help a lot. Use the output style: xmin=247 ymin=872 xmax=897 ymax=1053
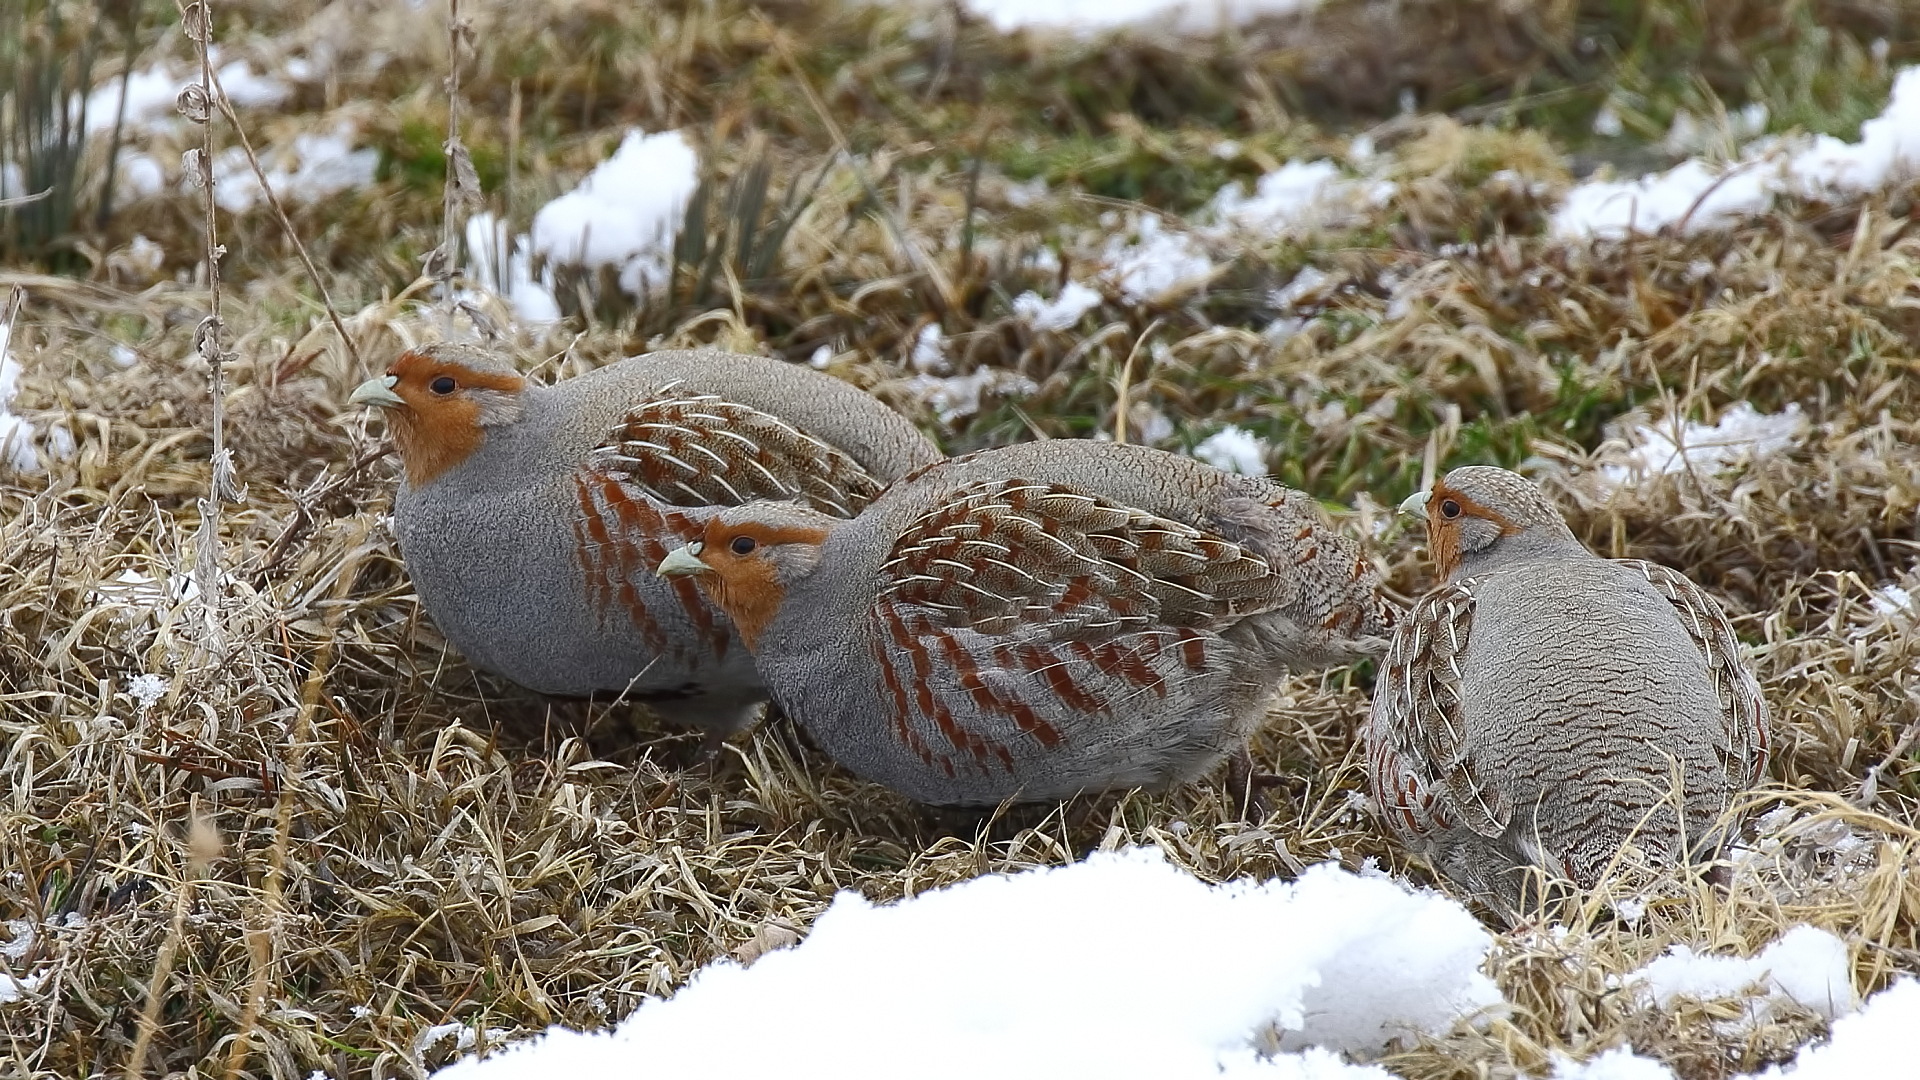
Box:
xmin=429 ymin=375 xmax=457 ymax=395
xmin=1439 ymin=499 xmax=1462 ymax=519
xmin=729 ymin=535 xmax=758 ymax=555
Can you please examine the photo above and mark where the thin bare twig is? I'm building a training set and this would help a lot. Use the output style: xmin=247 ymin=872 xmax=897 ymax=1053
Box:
xmin=202 ymin=66 xmax=364 ymax=371
xmin=432 ymin=0 xmax=484 ymax=333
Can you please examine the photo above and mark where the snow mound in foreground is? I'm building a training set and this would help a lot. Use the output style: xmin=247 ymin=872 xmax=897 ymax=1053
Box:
xmin=1555 ymin=977 xmax=1916 ymax=1080
xmin=433 ymin=849 xmax=1500 ymax=1080
xmin=962 ymin=0 xmax=1320 ymax=37
xmin=1625 ymin=925 xmax=1857 ymax=1032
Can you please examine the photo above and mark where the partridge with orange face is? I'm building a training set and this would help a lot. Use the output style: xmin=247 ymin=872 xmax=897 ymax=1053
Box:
xmin=655 ymin=440 xmax=1395 ymax=806
xmin=1367 ymin=466 xmax=1769 ymax=920
xmin=349 ymin=343 xmax=941 ymax=733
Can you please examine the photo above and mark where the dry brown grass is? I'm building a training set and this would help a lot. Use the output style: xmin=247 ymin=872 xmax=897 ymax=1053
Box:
xmin=1 ymin=1 xmax=1917 ymax=1078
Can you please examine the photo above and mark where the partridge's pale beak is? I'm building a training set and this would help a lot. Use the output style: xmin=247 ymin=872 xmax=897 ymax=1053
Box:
xmin=348 ymin=374 xmax=404 ymax=409
xmin=656 ymin=542 xmax=711 ymax=578
xmin=1398 ymin=490 xmax=1432 ymax=521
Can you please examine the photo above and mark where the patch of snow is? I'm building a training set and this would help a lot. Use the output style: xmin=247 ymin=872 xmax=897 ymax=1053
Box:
xmin=1096 ymin=215 xmax=1215 ymax=303
xmin=1552 ymin=159 xmax=1776 ymax=240
xmin=126 ymin=673 xmax=168 ymax=712
xmin=1300 ymin=399 xmax=1347 ymax=434
xmin=1 ymin=298 xmax=46 ymax=475
xmin=84 ymin=64 xmax=188 ymax=133
xmin=807 ymin=345 xmax=833 ymax=369
xmin=530 ymin=129 xmax=699 ymax=301
xmin=0 ymin=919 xmax=43 ymax=1006
xmin=1745 ymin=978 xmax=1920 ymax=1079
xmin=1273 ymin=266 xmax=1337 ymax=310
xmin=432 ymin=851 xmax=1496 ymax=1080
xmin=1868 ymin=585 xmax=1914 ymax=617
xmin=1555 ymin=66 xmax=1920 ymax=238
xmin=213 ymin=122 xmax=378 ymax=213
xmin=1592 ymin=105 xmax=1625 ymax=138
xmin=1664 ymin=104 xmax=1769 ymax=156
xmin=1598 ymin=402 xmax=1803 ymax=488
xmin=92 ymin=569 xmax=201 ymax=614
xmin=118 ymin=235 xmax=165 ymax=277
xmin=1784 ymin=68 xmax=1920 ymax=195
xmin=1013 ymin=281 xmax=1102 ymax=331
xmin=960 ymin=0 xmax=1320 ymax=37
xmin=1626 ymin=926 xmax=1857 ymax=1032
xmin=902 ymin=368 xmax=1040 ymax=424
xmin=1003 ymin=176 xmax=1049 ymax=208
xmin=214 ymin=64 xmax=293 ymax=111
xmin=464 ymin=212 xmax=561 ymax=327
xmin=1553 ymin=1047 xmax=1677 ymax=1080
xmin=1263 ymin=316 xmax=1307 ymax=344
xmin=0 ymin=971 xmax=41 ymax=1005
xmin=117 ymin=152 xmax=167 ymax=199
xmin=1053 ymin=159 xmax=1387 ymax=309
xmin=910 ymin=324 xmax=948 ymax=374
xmin=418 ymin=1022 xmax=516 ymax=1063
xmin=1208 ymin=160 xmax=1395 ymax=239
xmin=1589 ymin=977 xmax=1920 ymax=1080
xmin=1 ymin=920 xmax=34 ymax=961
xmin=84 ymin=57 xmax=288 ymax=136
xmin=1025 ymin=246 xmax=1062 ymax=275
xmin=1125 ymin=403 xmax=1174 ymax=446
xmin=0 ymin=396 xmax=35 ymax=475
xmin=1614 ymin=897 xmax=1646 ymax=928
xmin=1191 ymin=426 xmax=1271 ymax=476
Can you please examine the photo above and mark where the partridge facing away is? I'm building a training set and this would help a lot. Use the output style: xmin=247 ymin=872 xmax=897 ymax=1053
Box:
xmin=349 ymin=343 xmax=942 ymax=734
xmin=654 ymin=439 xmax=1396 ymax=806
xmin=1367 ymin=465 xmax=1770 ymax=920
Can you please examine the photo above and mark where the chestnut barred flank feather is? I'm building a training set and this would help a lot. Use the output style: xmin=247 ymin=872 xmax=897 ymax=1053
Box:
xmin=670 ymin=440 xmax=1396 ymax=806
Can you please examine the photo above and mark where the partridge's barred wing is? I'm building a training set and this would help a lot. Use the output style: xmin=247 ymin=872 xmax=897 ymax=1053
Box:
xmin=1367 ymin=580 xmax=1510 ymax=840
xmin=590 ymin=389 xmax=888 ymax=516
xmin=863 ymin=478 xmax=1310 ymax=774
xmin=568 ymin=389 xmax=887 ymax=657
xmin=1618 ymin=559 xmax=1771 ymax=787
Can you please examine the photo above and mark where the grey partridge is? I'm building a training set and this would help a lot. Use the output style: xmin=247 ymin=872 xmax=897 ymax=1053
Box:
xmin=1367 ymin=465 xmax=1770 ymax=920
xmin=349 ymin=343 xmax=942 ymax=734
xmin=654 ymin=439 xmax=1395 ymax=806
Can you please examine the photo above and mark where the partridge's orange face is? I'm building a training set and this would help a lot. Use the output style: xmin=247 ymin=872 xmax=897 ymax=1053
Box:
xmin=350 ymin=349 xmax=526 ymax=485
xmin=1410 ymin=481 xmax=1522 ymax=579
xmin=656 ymin=517 xmax=831 ymax=651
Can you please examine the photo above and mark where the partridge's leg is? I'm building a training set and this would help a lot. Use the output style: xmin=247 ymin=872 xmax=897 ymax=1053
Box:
xmin=1225 ymin=746 xmax=1286 ymax=821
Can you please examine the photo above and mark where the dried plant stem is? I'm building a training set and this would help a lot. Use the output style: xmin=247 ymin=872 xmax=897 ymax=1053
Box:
xmin=205 ymin=69 xmax=363 ymax=372
xmin=441 ymin=0 xmax=466 ymax=304
xmin=179 ymin=0 xmax=228 ymax=491
xmin=1112 ymin=318 xmax=1162 ymax=444
xmin=431 ymin=0 xmax=485 ymax=334
xmin=176 ymin=0 xmax=238 ymax=665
